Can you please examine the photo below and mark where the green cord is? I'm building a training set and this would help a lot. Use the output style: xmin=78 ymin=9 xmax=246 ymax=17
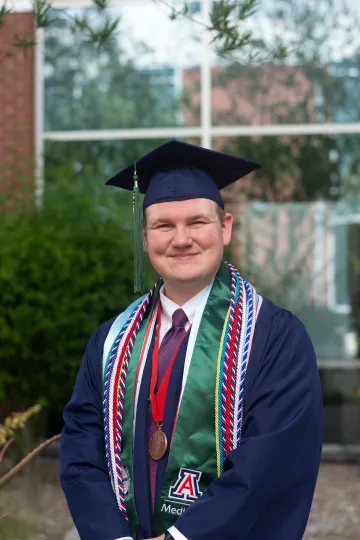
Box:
xmin=133 ymin=162 xmax=145 ymax=293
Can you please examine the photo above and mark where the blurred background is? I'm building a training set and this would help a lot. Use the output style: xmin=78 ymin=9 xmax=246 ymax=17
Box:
xmin=0 ymin=0 xmax=360 ymax=539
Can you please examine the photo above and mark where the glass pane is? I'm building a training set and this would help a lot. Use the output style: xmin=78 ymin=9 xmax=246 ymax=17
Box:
xmin=44 ymin=1 xmax=202 ymax=131
xmin=320 ymin=368 xmax=360 ymax=445
xmin=44 ymin=137 xmax=201 ymax=220
xmin=213 ymin=134 xmax=360 ymax=361
xmin=45 ymin=137 xmax=200 ymax=179
xmin=211 ymin=0 xmax=360 ymax=125
xmin=334 ymin=223 xmax=349 ymax=306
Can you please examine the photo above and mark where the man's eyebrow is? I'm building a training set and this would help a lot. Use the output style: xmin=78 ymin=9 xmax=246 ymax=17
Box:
xmin=149 ymin=214 xmax=213 ymax=226
xmin=148 ymin=217 xmax=173 ymax=227
xmin=186 ymin=214 xmax=213 ymax=221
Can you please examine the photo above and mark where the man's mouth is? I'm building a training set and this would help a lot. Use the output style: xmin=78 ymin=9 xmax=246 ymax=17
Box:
xmin=170 ymin=253 xmax=199 ymax=260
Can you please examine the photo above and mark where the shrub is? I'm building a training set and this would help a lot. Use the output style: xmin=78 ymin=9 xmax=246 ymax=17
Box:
xmin=0 ymin=176 xmax=137 ymax=414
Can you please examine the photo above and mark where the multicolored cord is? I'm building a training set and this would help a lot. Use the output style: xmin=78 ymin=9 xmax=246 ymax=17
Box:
xmin=104 ymin=263 xmax=260 ymax=517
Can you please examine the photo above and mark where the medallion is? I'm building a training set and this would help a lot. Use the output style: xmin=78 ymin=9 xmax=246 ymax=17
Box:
xmin=149 ymin=428 xmax=168 ymax=460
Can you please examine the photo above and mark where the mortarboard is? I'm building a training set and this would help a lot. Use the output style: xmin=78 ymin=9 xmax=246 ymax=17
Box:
xmin=106 ymin=140 xmax=261 ymax=293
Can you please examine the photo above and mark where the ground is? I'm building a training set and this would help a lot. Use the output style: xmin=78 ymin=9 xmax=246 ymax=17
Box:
xmin=0 ymin=458 xmax=359 ymax=540
xmin=304 ymin=462 xmax=360 ymax=540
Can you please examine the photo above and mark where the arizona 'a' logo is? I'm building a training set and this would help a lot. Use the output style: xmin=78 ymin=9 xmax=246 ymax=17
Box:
xmin=169 ymin=468 xmax=203 ymax=503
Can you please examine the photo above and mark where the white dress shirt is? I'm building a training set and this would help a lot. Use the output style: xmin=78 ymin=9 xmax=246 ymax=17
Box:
xmin=158 ymin=284 xmax=207 ymax=343
xmin=115 ymin=284 xmax=211 ymax=540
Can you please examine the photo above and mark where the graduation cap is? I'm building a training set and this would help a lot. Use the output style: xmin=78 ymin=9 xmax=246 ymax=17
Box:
xmin=106 ymin=140 xmax=260 ymax=293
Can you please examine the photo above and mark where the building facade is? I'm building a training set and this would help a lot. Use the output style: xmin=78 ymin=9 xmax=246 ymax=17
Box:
xmin=3 ymin=0 xmax=360 ymax=450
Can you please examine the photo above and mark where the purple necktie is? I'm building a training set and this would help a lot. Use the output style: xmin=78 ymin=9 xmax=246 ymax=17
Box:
xmin=149 ymin=308 xmax=188 ymax=511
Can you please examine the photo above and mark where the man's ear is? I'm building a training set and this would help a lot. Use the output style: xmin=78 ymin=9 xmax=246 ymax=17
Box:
xmin=222 ymin=213 xmax=233 ymax=246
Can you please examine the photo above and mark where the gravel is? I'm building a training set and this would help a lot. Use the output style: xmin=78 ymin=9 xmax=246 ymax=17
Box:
xmin=0 ymin=458 xmax=359 ymax=540
xmin=304 ymin=462 xmax=360 ymax=540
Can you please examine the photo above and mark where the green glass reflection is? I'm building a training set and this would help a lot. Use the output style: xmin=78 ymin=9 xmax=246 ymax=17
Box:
xmin=214 ymin=134 xmax=360 ymax=361
xmin=211 ymin=0 xmax=360 ymax=125
xmin=44 ymin=4 xmax=201 ymax=130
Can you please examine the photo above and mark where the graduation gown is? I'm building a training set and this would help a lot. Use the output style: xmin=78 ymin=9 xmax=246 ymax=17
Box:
xmin=60 ymin=297 xmax=323 ymax=540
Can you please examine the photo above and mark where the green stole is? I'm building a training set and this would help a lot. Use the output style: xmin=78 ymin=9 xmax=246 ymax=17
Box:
xmin=117 ymin=262 xmax=231 ymax=536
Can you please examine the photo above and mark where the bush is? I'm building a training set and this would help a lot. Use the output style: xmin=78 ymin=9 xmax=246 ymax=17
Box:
xmin=0 ymin=176 xmax=138 ymax=414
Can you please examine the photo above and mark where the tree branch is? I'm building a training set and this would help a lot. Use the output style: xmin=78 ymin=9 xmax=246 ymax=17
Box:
xmin=153 ymin=0 xmax=209 ymax=29
xmin=0 ymin=434 xmax=61 ymax=489
xmin=153 ymin=0 xmax=286 ymax=61
xmin=0 ymin=438 xmax=13 ymax=464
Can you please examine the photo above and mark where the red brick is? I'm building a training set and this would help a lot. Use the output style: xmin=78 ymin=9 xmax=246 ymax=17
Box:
xmin=0 ymin=12 xmax=34 ymax=200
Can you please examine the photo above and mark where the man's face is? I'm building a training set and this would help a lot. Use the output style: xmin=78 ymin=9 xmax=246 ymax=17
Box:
xmin=143 ymin=198 xmax=233 ymax=288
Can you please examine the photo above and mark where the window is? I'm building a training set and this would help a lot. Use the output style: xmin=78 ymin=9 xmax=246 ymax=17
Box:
xmin=37 ymin=0 xmax=360 ymax=446
xmin=44 ymin=0 xmax=202 ymax=131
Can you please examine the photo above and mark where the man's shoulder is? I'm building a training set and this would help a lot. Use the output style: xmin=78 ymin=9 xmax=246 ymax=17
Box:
xmin=256 ymin=296 xmax=287 ymax=323
xmin=88 ymin=294 xmax=148 ymax=367
xmin=85 ymin=316 xmax=118 ymax=355
xmin=93 ymin=294 xmax=148 ymax=344
xmin=256 ymin=296 xmax=309 ymax=340
xmin=246 ymin=297 xmax=317 ymax=393
xmin=96 ymin=315 xmax=119 ymax=341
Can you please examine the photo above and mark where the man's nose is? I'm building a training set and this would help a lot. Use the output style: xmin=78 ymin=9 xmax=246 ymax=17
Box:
xmin=172 ymin=226 xmax=192 ymax=247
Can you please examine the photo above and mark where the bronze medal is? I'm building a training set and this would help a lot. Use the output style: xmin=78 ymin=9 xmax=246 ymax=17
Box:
xmin=148 ymin=311 xmax=189 ymax=461
xmin=149 ymin=427 xmax=168 ymax=461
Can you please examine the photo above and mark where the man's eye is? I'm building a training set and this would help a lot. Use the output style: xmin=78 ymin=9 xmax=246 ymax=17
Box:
xmin=157 ymin=224 xmax=172 ymax=229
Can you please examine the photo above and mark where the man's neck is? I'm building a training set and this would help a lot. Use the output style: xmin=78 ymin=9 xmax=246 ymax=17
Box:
xmin=162 ymin=279 xmax=212 ymax=306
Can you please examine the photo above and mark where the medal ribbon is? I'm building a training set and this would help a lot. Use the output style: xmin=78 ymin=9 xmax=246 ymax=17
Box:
xmin=150 ymin=309 xmax=190 ymax=425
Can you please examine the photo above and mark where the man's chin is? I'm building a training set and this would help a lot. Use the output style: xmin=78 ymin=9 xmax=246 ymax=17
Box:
xmin=166 ymin=268 xmax=203 ymax=283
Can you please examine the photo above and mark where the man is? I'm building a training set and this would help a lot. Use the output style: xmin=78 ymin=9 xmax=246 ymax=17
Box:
xmin=60 ymin=140 xmax=323 ymax=540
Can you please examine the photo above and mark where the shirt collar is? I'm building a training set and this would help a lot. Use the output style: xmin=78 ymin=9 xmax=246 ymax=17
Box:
xmin=159 ymin=285 xmax=209 ymax=326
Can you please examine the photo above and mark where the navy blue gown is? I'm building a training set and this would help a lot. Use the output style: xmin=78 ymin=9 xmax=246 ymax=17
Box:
xmin=60 ymin=298 xmax=323 ymax=540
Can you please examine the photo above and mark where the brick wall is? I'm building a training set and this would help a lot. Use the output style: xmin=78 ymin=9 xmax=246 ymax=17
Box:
xmin=0 ymin=12 xmax=35 ymax=204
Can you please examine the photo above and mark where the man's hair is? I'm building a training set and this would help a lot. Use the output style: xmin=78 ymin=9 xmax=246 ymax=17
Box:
xmin=216 ymin=206 xmax=225 ymax=224
xmin=143 ymin=204 xmax=225 ymax=230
